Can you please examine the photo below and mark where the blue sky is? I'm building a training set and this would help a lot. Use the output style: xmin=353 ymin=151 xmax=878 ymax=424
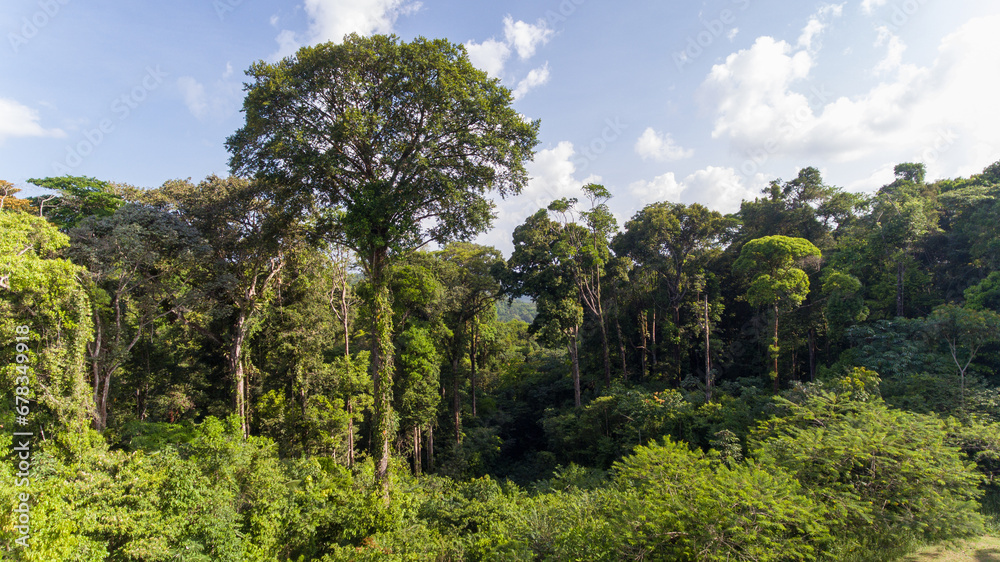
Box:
xmin=3 ymin=0 xmax=999 ymax=253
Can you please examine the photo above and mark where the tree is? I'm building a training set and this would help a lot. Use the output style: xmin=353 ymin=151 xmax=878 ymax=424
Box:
xmin=0 ymin=212 xmax=94 ymax=430
xmin=226 ymin=34 xmax=538 ymax=490
xmin=548 ymin=184 xmax=619 ymax=385
xmin=150 ymin=176 xmax=295 ymax=437
xmin=733 ymin=235 xmax=821 ymax=391
xmin=926 ymin=304 xmax=1000 ymax=407
xmin=614 ymin=201 xmax=729 ymax=381
xmin=506 ymin=209 xmax=586 ymax=407
xmin=69 ymin=204 xmax=206 ymax=430
xmin=27 ymin=176 xmax=125 ymax=231
xmin=0 ymin=180 xmax=32 ymax=213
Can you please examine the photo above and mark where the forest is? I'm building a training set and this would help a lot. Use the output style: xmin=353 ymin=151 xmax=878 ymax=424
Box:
xmin=3 ymin=34 xmax=1000 ymax=561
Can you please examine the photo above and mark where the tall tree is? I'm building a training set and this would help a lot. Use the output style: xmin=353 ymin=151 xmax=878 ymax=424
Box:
xmin=151 ymin=176 xmax=295 ymax=437
xmin=226 ymin=34 xmax=538 ymax=489
xmin=926 ymin=304 xmax=1000 ymax=408
xmin=505 ymin=209 xmax=586 ymax=407
xmin=548 ymin=184 xmax=618 ymax=385
xmin=614 ymin=202 xmax=729 ymax=380
xmin=69 ymin=204 xmax=205 ymax=429
xmin=733 ymin=235 xmax=821 ymax=391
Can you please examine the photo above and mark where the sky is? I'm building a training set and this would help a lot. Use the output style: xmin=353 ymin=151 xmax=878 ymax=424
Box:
xmin=3 ymin=0 xmax=1000 ymax=254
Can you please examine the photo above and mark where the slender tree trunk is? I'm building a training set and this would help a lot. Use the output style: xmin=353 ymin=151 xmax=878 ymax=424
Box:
xmin=674 ymin=304 xmax=683 ymax=381
xmin=569 ymin=325 xmax=581 ymax=408
xmin=452 ymin=351 xmax=462 ymax=445
xmin=470 ymin=323 xmax=477 ymax=419
xmin=639 ymin=314 xmax=648 ymax=382
xmin=427 ymin=424 xmax=434 ymax=471
xmin=650 ymin=310 xmax=658 ymax=368
xmin=413 ymin=426 xmax=421 ymax=475
xmin=704 ymin=294 xmax=712 ymax=403
xmin=599 ymin=314 xmax=611 ymax=387
xmin=808 ymin=328 xmax=817 ymax=382
xmin=772 ymin=304 xmax=780 ymax=393
xmin=347 ymin=399 xmax=355 ymax=468
xmin=614 ymin=297 xmax=628 ymax=381
xmin=896 ymin=261 xmax=905 ymax=317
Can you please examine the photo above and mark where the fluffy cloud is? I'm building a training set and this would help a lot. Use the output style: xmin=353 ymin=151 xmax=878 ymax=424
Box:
xmin=634 ymin=128 xmax=694 ymax=162
xmin=504 ymin=16 xmax=553 ymax=60
xmin=861 ymin=0 xmax=889 ymax=14
xmin=873 ymin=26 xmax=906 ymax=74
xmin=697 ymin=14 xmax=1000 ymax=180
xmin=628 ymin=166 xmax=761 ymax=213
xmin=272 ymin=0 xmax=420 ymax=59
xmin=0 ymin=98 xmax=65 ymax=143
xmin=512 ymin=64 xmax=550 ymax=100
xmin=465 ymin=39 xmax=511 ymax=78
xmin=797 ymin=4 xmax=842 ymax=51
xmin=466 ymin=16 xmax=553 ymax=84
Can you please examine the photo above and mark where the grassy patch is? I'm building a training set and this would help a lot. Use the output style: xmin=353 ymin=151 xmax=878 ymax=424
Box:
xmin=900 ymin=536 xmax=1000 ymax=561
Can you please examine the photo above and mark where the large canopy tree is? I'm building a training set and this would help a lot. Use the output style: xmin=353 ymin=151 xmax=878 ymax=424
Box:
xmin=733 ymin=235 xmax=821 ymax=391
xmin=226 ymin=33 xmax=538 ymax=489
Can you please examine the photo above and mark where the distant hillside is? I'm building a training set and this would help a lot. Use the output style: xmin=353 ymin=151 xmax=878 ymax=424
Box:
xmin=497 ymin=297 xmax=536 ymax=323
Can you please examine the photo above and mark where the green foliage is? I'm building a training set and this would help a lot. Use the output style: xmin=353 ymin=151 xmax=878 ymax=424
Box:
xmin=753 ymin=375 xmax=985 ymax=554
xmin=27 ymin=175 xmax=125 ymax=231
xmin=0 ymin=211 xmax=94 ymax=430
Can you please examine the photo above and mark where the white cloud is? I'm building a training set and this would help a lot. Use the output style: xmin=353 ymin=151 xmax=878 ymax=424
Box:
xmin=512 ymin=63 xmax=550 ymax=99
xmin=873 ymin=26 xmax=906 ymax=74
xmin=271 ymin=0 xmax=421 ymax=59
xmin=627 ymin=166 xmax=762 ymax=213
xmin=797 ymin=4 xmax=842 ymax=51
xmin=699 ymin=14 xmax=1000 ymax=187
xmin=861 ymin=0 xmax=889 ymax=14
xmin=727 ymin=28 xmax=739 ymax=41
xmin=679 ymin=166 xmax=759 ymax=213
xmin=0 ymin=98 xmax=66 ymax=143
xmin=177 ymin=64 xmax=243 ymax=120
xmin=177 ymin=77 xmax=208 ymax=118
xmin=465 ymin=39 xmax=511 ymax=78
xmin=629 ymin=172 xmax=683 ymax=206
xmin=503 ymin=16 xmax=553 ymax=60
xmin=634 ymin=127 xmax=694 ymax=162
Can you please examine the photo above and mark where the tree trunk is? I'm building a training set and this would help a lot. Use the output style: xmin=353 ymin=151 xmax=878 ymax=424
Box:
xmin=808 ymin=328 xmax=817 ymax=382
xmin=772 ymin=304 xmax=780 ymax=393
xmin=614 ymin=298 xmax=628 ymax=381
xmin=650 ymin=310 xmax=658 ymax=368
xmin=369 ymin=270 xmax=395 ymax=496
xmin=452 ymin=353 xmax=462 ymax=445
xmin=896 ymin=261 xmax=905 ymax=317
xmin=470 ymin=322 xmax=477 ymax=419
xmin=674 ymin=304 xmax=683 ymax=381
xmin=427 ymin=424 xmax=434 ymax=472
xmin=569 ymin=325 xmax=582 ymax=408
xmin=704 ymin=294 xmax=712 ymax=403
xmin=347 ymin=399 xmax=355 ymax=468
xmin=639 ymin=314 xmax=648 ymax=382
xmin=230 ymin=313 xmax=249 ymax=438
xmin=599 ymin=313 xmax=611 ymax=387
xmin=413 ymin=426 xmax=421 ymax=475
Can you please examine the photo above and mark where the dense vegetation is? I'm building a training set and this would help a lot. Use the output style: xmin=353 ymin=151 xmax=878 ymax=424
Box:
xmin=3 ymin=35 xmax=1000 ymax=561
